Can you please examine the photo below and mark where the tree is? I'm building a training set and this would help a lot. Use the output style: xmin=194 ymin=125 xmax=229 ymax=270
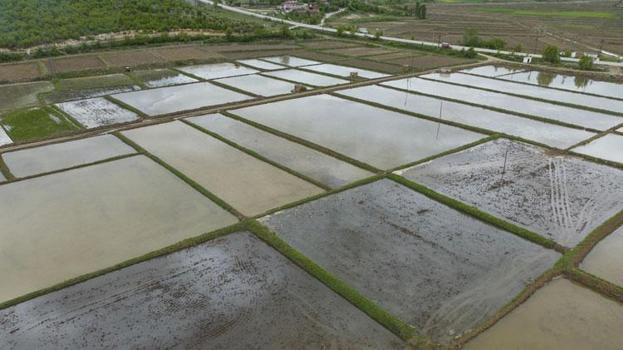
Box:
xmin=578 ymin=55 xmax=594 ymax=70
xmin=463 ymin=29 xmax=480 ymax=47
xmin=542 ymin=45 xmax=560 ymax=64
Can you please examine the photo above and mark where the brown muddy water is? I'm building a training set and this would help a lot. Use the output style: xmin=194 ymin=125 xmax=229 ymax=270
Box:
xmin=261 ymin=179 xmax=559 ymax=343
xmin=122 ymin=121 xmax=323 ymax=216
xmin=187 ymin=114 xmax=373 ymax=188
xmin=581 ymin=226 xmax=623 ymax=287
xmin=398 ymin=139 xmax=623 ymax=247
xmin=464 ymin=278 xmax=623 ymax=350
xmin=0 ymin=156 xmax=237 ymax=303
xmin=0 ymin=232 xmax=404 ymax=349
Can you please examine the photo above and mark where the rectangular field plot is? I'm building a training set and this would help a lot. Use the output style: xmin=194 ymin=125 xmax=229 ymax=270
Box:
xmin=423 ymin=72 xmax=623 ymax=115
xmin=460 ymin=65 xmax=525 ymax=77
xmin=303 ymin=63 xmax=389 ymax=79
xmin=262 ymin=56 xmax=320 ymax=67
xmin=263 ymin=69 xmax=348 ymax=87
xmin=0 ymin=127 xmax=11 ymax=146
xmin=187 ymin=114 xmax=373 ymax=188
xmin=177 ymin=63 xmax=258 ymax=80
xmin=237 ymin=58 xmax=285 ymax=70
xmin=0 ymin=82 xmax=54 ymax=113
xmin=398 ymin=139 xmax=623 ymax=247
xmin=57 ymin=97 xmax=138 ymax=128
xmin=44 ymin=74 xmax=141 ymax=103
xmin=122 ymin=121 xmax=322 ymax=216
xmin=2 ymin=134 xmax=135 ymax=178
xmin=131 ymin=69 xmax=197 ymax=88
xmin=1 ymin=107 xmax=78 ymax=143
xmin=572 ymin=133 xmax=623 ymax=164
xmin=502 ymin=70 xmax=623 ymax=99
xmin=0 ymin=232 xmax=403 ymax=349
xmin=232 ymin=94 xmax=486 ymax=169
xmin=581 ymin=226 xmax=623 ymax=287
xmin=214 ymin=74 xmax=298 ymax=97
xmin=464 ymin=279 xmax=623 ymax=350
xmin=112 ymin=82 xmax=252 ymax=116
xmin=337 ymin=85 xmax=594 ymax=149
xmin=382 ymin=77 xmax=622 ymax=131
xmin=0 ymin=156 xmax=237 ymax=303
xmin=261 ymin=179 xmax=559 ymax=343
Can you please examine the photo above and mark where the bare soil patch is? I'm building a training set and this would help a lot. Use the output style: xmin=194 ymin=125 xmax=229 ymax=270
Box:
xmin=46 ymin=54 xmax=107 ymax=74
xmin=99 ymin=49 xmax=164 ymax=67
xmin=0 ymin=62 xmax=42 ymax=83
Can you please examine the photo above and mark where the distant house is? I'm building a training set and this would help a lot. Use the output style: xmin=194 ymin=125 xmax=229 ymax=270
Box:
xmin=280 ymin=0 xmax=319 ymax=14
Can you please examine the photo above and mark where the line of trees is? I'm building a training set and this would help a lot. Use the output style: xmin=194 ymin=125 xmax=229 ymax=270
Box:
xmin=0 ymin=0 xmax=264 ymax=48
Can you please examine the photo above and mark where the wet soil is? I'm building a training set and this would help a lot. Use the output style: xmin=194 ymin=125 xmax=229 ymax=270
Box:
xmin=0 ymin=156 xmax=237 ymax=303
xmin=2 ymin=134 xmax=135 ymax=178
xmin=464 ymin=278 xmax=623 ymax=350
xmin=0 ymin=232 xmax=405 ymax=350
xmin=581 ymin=226 xmax=623 ymax=287
xmin=399 ymin=139 xmax=623 ymax=247
xmin=261 ymin=179 xmax=559 ymax=343
xmin=56 ymin=97 xmax=138 ymax=128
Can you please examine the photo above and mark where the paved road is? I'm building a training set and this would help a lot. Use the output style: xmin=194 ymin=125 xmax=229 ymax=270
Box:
xmin=200 ymin=0 xmax=623 ymax=68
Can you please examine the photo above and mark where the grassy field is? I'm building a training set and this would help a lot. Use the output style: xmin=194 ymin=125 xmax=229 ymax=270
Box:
xmin=1 ymin=107 xmax=79 ymax=142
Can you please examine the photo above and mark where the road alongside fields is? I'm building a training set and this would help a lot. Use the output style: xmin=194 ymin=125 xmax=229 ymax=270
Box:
xmin=199 ymin=0 xmax=623 ymax=68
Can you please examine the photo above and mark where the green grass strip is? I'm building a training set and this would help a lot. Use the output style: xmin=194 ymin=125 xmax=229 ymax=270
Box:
xmin=104 ymin=95 xmax=147 ymax=118
xmin=0 ymin=222 xmax=246 ymax=310
xmin=0 ymin=156 xmax=15 ymax=181
xmin=566 ymin=268 xmax=623 ymax=303
xmin=389 ymin=174 xmax=564 ymax=253
xmin=114 ymin=132 xmax=245 ymax=219
xmin=246 ymin=220 xmax=431 ymax=345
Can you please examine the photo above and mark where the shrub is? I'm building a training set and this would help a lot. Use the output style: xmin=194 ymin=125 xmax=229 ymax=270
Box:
xmin=578 ymin=55 xmax=594 ymax=70
xmin=542 ymin=45 xmax=560 ymax=64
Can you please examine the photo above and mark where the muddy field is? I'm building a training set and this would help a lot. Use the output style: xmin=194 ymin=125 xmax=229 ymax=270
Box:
xmin=122 ymin=121 xmax=322 ymax=216
xmin=56 ymin=97 xmax=139 ymax=128
xmin=581 ymin=226 xmax=623 ymax=287
xmin=0 ymin=156 xmax=237 ymax=302
xmin=399 ymin=139 xmax=623 ymax=247
xmin=0 ymin=232 xmax=404 ymax=349
xmin=465 ymin=278 xmax=623 ymax=349
xmin=0 ymin=82 xmax=53 ymax=113
xmin=0 ymin=62 xmax=43 ymax=83
xmin=188 ymin=114 xmax=372 ymax=188
xmin=262 ymin=179 xmax=559 ymax=343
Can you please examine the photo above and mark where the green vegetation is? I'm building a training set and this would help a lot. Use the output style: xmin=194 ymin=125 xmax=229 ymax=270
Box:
xmin=1 ymin=107 xmax=79 ymax=142
xmin=463 ymin=29 xmax=506 ymax=50
xmin=578 ymin=55 xmax=594 ymax=70
xmin=475 ymin=8 xmax=617 ymax=19
xmin=542 ymin=45 xmax=560 ymax=64
xmin=0 ymin=0 xmax=265 ymax=48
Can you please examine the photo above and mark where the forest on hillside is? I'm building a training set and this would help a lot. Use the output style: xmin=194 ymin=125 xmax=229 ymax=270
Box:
xmin=0 ymin=0 xmax=262 ymax=48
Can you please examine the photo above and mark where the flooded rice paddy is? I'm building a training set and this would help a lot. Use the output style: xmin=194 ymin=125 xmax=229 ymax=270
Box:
xmin=303 ymin=63 xmax=389 ymax=79
xmin=398 ymin=139 xmax=623 ymax=247
xmin=423 ymin=72 xmax=623 ymax=115
xmin=131 ymin=69 xmax=197 ymax=88
xmin=214 ymin=74 xmax=298 ymax=97
xmin=237 ymin=58 xmax=285 ymax=70
xmin=337 ymin=85 xmax=594 ymax=149
xmin=122 ymin=121 xmax=322 ymax=216
xmin=178 ymin=63 xmax=258 ymax=80
xmin=465 ymin=278 xmax=623 ymax=350
xmin=572 ymin=133 xmax=623 ymax=164
xmin=581 ymin=226 xmax=623 ymax=287
xmin=0 ymin=156 xmax=237 ymax=303
xmin=232 ymin=94 xmax=485 ymax=169
xmin=382 ymin=77 xmax=622 ymax=130
xmin=502 ymin=70 xmax=623 ymax=99
xmin=2 ymin=134 xmax=135 ymax=178
xmin=187 ymin=114 xmax=373 ymax=188
xmin=263 ymin=69 xmax=348 ymax=87
xmin=0 ymin=127 xmax=11 ymax=146
xmin=56 ymin=97 xmax=138 ymax=128
xmin=0 ymin=232 xmax=404 ymax=349
xmin=262 ymin=55 xmax=320 ymax=67
xmin=459 ymin=65 xmax=525 ymax=77
xmin=112 ymin=82 xmax=252 ymax=116
xmin=44 ymin=74 xmax=141 ymax=103
xmin=261 ymin=179 xmax=559 ymax=343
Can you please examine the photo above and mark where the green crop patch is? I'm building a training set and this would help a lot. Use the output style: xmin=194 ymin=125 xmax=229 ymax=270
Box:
xmin=1 ymin=106 xmax=79 ymax=142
